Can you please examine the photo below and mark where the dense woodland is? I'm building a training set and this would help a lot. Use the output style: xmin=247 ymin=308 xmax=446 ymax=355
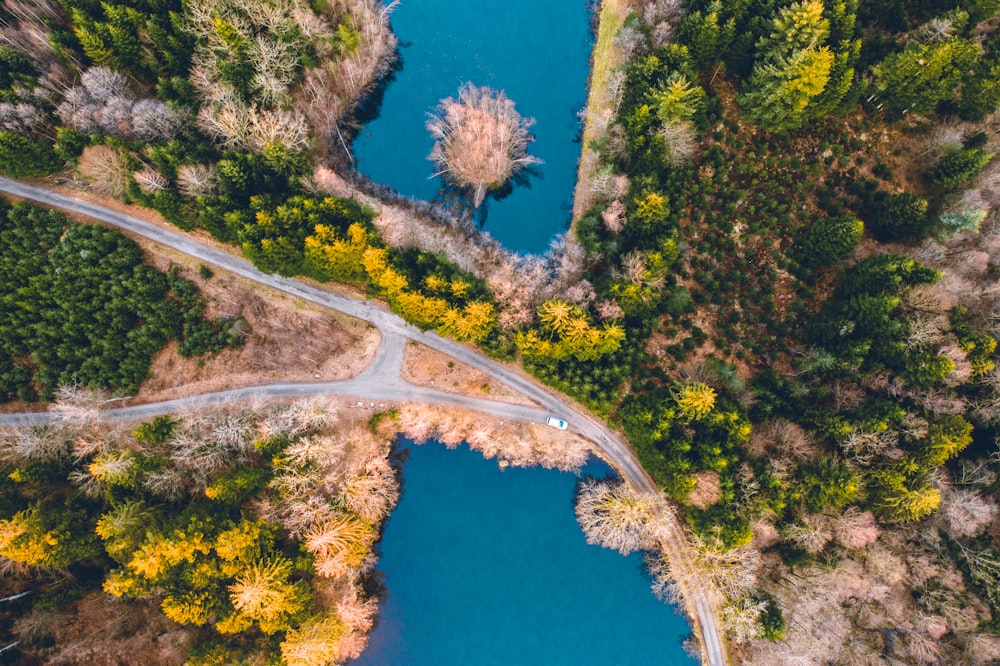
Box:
xmin=571 ymin=0 xmax=1000 ymax=661
xmin=0 ymin=396 xmax=397 ymax=665
xmin=0 ymin=200 xmax=241 ymax=402
xmin=3 ymin=0 xmax=1000 ymax=662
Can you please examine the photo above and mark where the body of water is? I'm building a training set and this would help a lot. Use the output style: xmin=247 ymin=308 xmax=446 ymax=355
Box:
xmin=353 ymin=441 xmax=696 ymax=666
xmin=351 ymin=1 xmax=594 ymax=254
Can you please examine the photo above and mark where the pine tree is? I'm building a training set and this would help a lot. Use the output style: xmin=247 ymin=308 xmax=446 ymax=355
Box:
xmin=798 ymin=215 xmax=864 ymax=267
xmin=870 ymin=38 xmax=980 ymax=115
xmin=741 ymin=46 xmax=835 ymax=130
xmin=739 ymin=0 xmax=861 ymax=128
xmin=678 ymin=3 xmax=736 ymax=68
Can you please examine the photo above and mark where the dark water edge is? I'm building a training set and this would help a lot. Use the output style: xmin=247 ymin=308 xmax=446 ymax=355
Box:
xmin=352 ymin=441 xmax=697 ymax=666
xmin=350 ymin=0 xmax=595 ymax=255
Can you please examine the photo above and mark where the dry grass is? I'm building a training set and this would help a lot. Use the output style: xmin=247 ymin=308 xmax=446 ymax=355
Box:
xmin=573 ymin=0 xmax=634 ymax=219
xmin=133 ymin=251 xmax=380 ymax=405
xmin=400 ymin=342 xmax=534 ymax=406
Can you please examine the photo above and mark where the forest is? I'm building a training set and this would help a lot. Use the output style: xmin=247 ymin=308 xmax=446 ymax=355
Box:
xmin=0 ymin=395 xmax=397 ymax=665
xmin=568 ymin=0 xmax=1000 ymax=661
xmin=2 ymin=0 xmax=1000 ymax=661
xmin=0 ymin=200 xmax=241 ymax=403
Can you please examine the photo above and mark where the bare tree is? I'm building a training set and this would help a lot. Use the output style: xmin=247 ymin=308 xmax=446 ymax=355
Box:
xmin=80 ymin=67 xmax=128 ymax=101
xmin=175 ymin=164 xmax=219 ymax=198
xmin=0 ymin=426 xmax=67 ymax=464
xmin=130 ymin=99 xmax=184 ymax=142
xmin=427 ymin=83 xmax=541 ymax=207
xmin=49 ymin=386 xmax=107 ymax=426
xmin=939 ymin=487 xmax=997 ymax=538
xmin=78 ymin=145 xmax=132 ymax=197
xmin=574 ymin=478 xmax=659 ymax=555
xmin=831 ymin=508 xmax=880 ymax=550
xmin=132 ymin=168 xmax=168 ymax=194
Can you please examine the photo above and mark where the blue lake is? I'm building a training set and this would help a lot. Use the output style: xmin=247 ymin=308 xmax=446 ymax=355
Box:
xmin=352 ymin=0 xmax=594 ymax=254
xmin=353 ymin=441 xmax=697 ymax=666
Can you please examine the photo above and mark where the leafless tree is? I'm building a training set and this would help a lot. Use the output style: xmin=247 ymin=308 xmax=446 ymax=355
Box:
xmin=660 ymin=121 xmax=697 ymax=166
xmin=130 ymin=99 xmax=184 ymax=142
xmin=939 ymin=487 xmax=997 ymax=538
xmin=0 ymin=426 xmax=67 ymax=464
xmin=427 ymin=83 xmax=541 ymax=207
xmin=132 ymin=168 xmax=168 ymax=194
xmin=595 ymin=298 xmax=625 ymax=321
xmin=575 ymin=478 xmax=659 ymax=555
xmin=339 ymin=457 xmax=398 ymax=523
xmin=175 ymin=164 xmax=219 ymax=198
xmin=49 ymin=386 xmax=107 ymax=426
xmin=832 ymin=508 xmax=880 ymax=550
xmin=0 ymin=102 xmax=47 ymax=136
xmin=602 ymin=199 xmax=626 ymax=233
xmin=78 ymin=145 xmax=132 ymax=197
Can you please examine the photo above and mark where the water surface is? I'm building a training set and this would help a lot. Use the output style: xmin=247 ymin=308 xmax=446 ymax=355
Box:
xmin=353 ymin=441 xmax=696 ymax=666
xmin=352 ymin=1 xmax=594 ymax=254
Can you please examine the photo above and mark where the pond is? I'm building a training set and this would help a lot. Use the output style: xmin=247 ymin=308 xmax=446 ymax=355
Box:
xmin=351 ymin=0 xmax=594 ymax=254
xmin=352 ymin=441 xmax=697 ymax=666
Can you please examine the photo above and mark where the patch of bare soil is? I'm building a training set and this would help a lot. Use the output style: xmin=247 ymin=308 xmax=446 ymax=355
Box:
xmin=2 ymin=181 xmax=382 ymax=406
xmin=135 ymin=252 xmax=380 ymax=404
xmin=400 ymin=342 xmax=535 ymax=406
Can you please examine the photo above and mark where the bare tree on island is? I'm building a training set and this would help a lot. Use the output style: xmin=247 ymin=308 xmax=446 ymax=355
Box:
xmin=426 ymin=83 xmax=541 ymax=208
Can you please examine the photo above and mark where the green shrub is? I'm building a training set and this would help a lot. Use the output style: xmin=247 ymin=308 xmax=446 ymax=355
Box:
xmin=929 ymin=148 xmax=994 ymax=190
xmin=798 ymin=215 xmax=864 ymax=267
xmin=866 ymin=192 xmax=928 ymax=242
xmin=0 ymin=132 xmax=62 ymax=178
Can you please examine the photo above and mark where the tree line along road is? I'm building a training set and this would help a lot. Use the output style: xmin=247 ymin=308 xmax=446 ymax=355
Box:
xmin=0 ymin=176 xmax=728 ymax=666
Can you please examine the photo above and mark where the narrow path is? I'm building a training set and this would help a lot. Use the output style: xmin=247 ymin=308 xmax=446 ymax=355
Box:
xmin=0 ymin=379 xmax=552 ymax=427
xmin=0 ymin=177 xmax=727 ymax=666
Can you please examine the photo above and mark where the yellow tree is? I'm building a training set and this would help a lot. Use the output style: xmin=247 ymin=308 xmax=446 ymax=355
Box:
xmin=305 ymin=514 xmax=375 ymax=578
xmin=304 ymin=223 xmax=370 ymax=283
xmin=439 ymin=301 xmax=496 ymax=342
xmin=537 ymin=299 xmax=574 ymax=333
xmin=281 ymin=615 xmax=348 ymax=666
xmin=229 ymin=557 xmax=309 ymax=634
xmin=361 ymin=248 xmax=408 ymax=295
xmin=393 ymin=290 xmax=449 ymax=329
xmin=673 ymin=382 xmax=717 ymax=421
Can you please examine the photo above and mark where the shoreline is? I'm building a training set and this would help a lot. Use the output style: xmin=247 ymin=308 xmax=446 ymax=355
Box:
xmin=571 ymin=0 xmax=633 ymax=223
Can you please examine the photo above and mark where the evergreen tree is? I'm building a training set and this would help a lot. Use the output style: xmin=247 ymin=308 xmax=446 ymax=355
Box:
xmin=678 ymin=3 xmax=736 ymax=68
xmin=869 ymin=38 xmax=979 ymax=115
xmin=866 ymin=192 xmax=929 ymax=242
xmin=798 ymin=215 xmax=864 ymax=267
xmin=738 ymin=0 xmax=858 ymax=129
xmin=929 ymin=148 xmax=994 ymax=190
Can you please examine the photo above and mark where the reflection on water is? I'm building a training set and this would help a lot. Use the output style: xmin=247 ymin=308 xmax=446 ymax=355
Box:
xmin=351 ymin=0 xmax=594 ymax=254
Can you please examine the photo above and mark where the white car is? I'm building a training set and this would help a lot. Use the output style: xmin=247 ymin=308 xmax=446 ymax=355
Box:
xmin=546 ymin=416 xmax=568 ymax=430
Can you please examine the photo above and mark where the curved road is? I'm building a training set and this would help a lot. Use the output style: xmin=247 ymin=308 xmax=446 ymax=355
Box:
xmin=0 ymin=177 xmax=727 ymax=666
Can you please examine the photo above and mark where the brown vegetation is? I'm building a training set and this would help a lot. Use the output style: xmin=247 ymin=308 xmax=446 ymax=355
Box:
xmin=427 ymin=83 xmax=541 ymax=208
xmin=126 ymin=249 xmax=379 ymax=405
xmin=575 ymin=478 xmax=660 ymax=554
xmin=77 ymin=144 xmax=131 ymax=198
xmin=400 ymin=342 xmax=533 ymax=406
xmin=383 ymin=403 xmax=593 ymax=472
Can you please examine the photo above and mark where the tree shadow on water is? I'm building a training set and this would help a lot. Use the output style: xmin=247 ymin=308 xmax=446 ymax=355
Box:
xmin=433 ymin=164 xmax=544 ymax=229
